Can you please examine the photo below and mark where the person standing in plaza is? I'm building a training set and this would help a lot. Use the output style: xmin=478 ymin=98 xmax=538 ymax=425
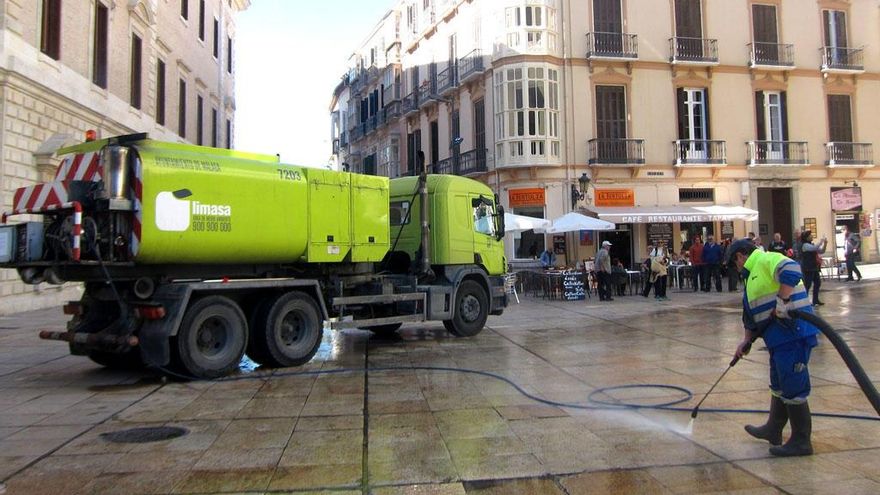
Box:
xmin=844 ymin=227 xmax=863 ymax=282
xmin=595 ymin=240 xmax=613 ymax=301
xmin=641 ymin=244 xmax=655 ymax=297
xmin=702 ymin=235 xmax=723 ymax=292
xmin=540 ymin=248 xmax=555 ymax=269
xmin=650 ymin=246 xmax=669 ymax=301
xmin=726 ymin=238 xmax=819 ymax=457
xmin=791 ymin=229 xmax=803 ymax=260
xmin=689 ymin=235 xmax=704 ymax=291
xmin=769 ymin=233 xmax=787 ymax=256
xmin=722 ymin=239 xmax=739 ymax=291
xmin=799 ymin=231 xmax=827 ymax=306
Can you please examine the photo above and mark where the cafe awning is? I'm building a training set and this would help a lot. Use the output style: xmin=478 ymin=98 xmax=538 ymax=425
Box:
xmin=591 ymin=205 xmax=759 ymax=224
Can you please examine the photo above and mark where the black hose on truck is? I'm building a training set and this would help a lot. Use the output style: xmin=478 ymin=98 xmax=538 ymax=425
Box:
xmin=789 ymin=309 xmax=880 ymax=417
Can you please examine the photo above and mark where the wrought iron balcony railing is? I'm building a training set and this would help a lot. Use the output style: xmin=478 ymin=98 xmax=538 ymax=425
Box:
xmin=436 ymin=64 xmax=458 ymax=95
xmin=746 ymin=141 xmax=809 ymax=166
xmin=402 ymin=91 xmax=419 ymax=115
xmin=673 ymin=140 xmax=727 ymax=166
xmin=820 ymin=47 xmax=864 ymax=72
xmin=586 ymin=32 xmax=638 ymax=60
xmin=669 ymin=37 xmax=718 ymax=64
xmin=748 ymin=42 xmax=794 ymax=68
xmin=458 ymin=49 xmax=485 ymax=84
xmin=434 ymin=149 xmax=488 ymax=176
xmin=418 ymin=78 xmax=437 ymax=107
xmin=588 ymin=138 xmax=645 ymax=165
xmin=382 ymin=83 xmax=401 ymax=104
xmin=382 ymin=100 xmax=401 ymax=122
xmin=825 ymin=142 xmax=873 ymax=167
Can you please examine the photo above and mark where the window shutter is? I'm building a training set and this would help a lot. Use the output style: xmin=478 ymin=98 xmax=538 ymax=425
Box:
xmin=780 ymin=91 xmax=788 ymax=141
xmin=703 ymin=89 xmax=711 ymax=139
xmin=755 ymin=91 xmax=765 ymax=141
xmin=676 ymin=88 xmax=688 ymax=140
xmin=823 ymin=10 xmax=831 ymax=46
xmin=835 ymin=12 xmax=848 ymax=48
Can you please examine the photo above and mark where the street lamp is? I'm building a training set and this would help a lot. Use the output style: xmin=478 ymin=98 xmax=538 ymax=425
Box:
xmin=451 ymin=136 xmax=464 ymax=175
xmin=570 ymin=173 xmax=591 ymax=209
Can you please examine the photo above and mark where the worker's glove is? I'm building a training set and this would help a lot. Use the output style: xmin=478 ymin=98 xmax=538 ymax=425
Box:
xmin=775 ymin=296 xmax=792 ymax=319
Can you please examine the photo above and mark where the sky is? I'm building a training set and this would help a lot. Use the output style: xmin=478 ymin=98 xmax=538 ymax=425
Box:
xmin=234 ymin=0 xmax=393 ymax=167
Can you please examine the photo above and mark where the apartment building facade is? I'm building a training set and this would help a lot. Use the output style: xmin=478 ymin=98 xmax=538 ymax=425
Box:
xmin=0 ymin=0 xmax=249 ymax=313
xmin=332 ymin=0 xmax=878 ymax=269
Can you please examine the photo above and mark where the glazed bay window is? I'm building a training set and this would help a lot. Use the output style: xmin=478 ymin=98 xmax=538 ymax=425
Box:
xmin=494 ymin=65 xmax=560 ymax=166
xmin=504 ymin=3 xmax=558 ymax=53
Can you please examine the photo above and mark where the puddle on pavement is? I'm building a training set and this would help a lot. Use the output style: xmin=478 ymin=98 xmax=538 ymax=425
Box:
xmin=101 ymin=426 xmax=189 ymax=443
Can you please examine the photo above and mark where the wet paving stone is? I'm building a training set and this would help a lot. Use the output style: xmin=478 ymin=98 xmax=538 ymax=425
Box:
xmin=0 ymin=279 xmax=879 ymax=493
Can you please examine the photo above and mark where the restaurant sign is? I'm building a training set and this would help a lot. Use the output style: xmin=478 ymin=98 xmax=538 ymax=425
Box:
xmin=509 ymin=188 xmax=545 ymax=207
xmin=595 ymin=189 xmax=635 ymax=207
xmin=830 ymin=187 xmax=861 ymax=212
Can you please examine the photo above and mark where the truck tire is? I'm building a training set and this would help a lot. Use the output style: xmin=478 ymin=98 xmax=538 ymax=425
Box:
xmin=173 ymin=296 xmax=248 ymax=379
xmin=443 ymin=279 xmax=488 ymax=337
xmin=249 ymin=292 xmax=323 ymax=368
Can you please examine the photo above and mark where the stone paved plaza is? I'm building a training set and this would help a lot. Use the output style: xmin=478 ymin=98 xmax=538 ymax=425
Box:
xmin=0 ymin=274 xmax=879 ymax=494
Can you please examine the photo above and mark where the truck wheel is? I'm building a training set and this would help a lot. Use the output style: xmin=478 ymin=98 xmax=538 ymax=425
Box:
xmin=443 ymin=280 xmax=488 ymax=337
xmin=250 ymin=292 xmax=323 ymax=368
xmin=245 ymin=297 xmax=274 ymax=366
xmin=173 ymin=296 xmax=247 ymax=379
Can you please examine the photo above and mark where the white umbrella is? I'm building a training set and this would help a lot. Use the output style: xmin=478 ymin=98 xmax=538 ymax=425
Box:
xmin=504 ymin=212 xmax=551 ymax=233
xmin=538 ymin=212 xmax=616 ymax=233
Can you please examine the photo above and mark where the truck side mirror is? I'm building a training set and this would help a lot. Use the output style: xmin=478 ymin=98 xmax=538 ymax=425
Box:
xmin=495 ymin=205 xmax=505 ymax=241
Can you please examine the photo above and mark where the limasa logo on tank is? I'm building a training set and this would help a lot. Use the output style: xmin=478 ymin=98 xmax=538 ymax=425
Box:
xmin=155 ymin=189 xmax=232 ymax=232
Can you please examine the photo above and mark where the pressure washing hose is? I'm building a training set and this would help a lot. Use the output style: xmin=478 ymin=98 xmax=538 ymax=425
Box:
xmin=789 ymin=309 xmax=880 ymax=416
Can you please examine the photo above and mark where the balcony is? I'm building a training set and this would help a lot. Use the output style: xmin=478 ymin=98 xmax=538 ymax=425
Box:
xmin=586 ymin=32 xmax=638 ymax=60
xmin=825 ymin=142 xmax=874 ymax=168
xmin=436 ymin=64 xmax=458 ymax=96
xmin=746 ymin=141 xmax=809 ymax=166
xmin=434 ymin=149 xmax=488 ymax=176
xmin=458 ymin=49 xmax=485 ymax=84
xmin=820 ymin=47 xmax=865 ymax=73
xmin=669 ymin=37 xmax=718 ymax=65
xmin=382 ymin=83 xmax=401 ymax=104
xmin=748 ymin=42 xmax=794 ymax=69
xmin=418 ymin=78 xmax=437 ymax=108
xmin=402 ymin=91 xmax=419 ymax=116
xmin=350 ymin=124 xmax=364 ymax=142
xmin=588 ymin=138 xmax=645 ymax=166
xmin=382 ymin=100 xmax=401 ymax=123
xmin=673 ymin=140 xmax=727 ymax=166
xmin=379 ymin=160 xmax=402 ymax=178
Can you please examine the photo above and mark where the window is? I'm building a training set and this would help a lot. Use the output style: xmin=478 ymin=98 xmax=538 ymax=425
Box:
xmin=494 ymin=65 xmax=560 ymax=163
xmin=196 ymin=95 xmax=204 ymax=145
xmin=181 ymin=0 xmax=188 ymax=20
xmin=178 ymin=79 xmax=187 ymax=138
xmin=473 ymin=202 xmax=496 ymax=237
xmin=827 ymin=95 xmax=852 ymax=143
xmin=755 ymin=90 xmax=787 ymax=143
xmin=752 ymin=4 xmax=779 ymax=62
xmin=390 ymin=201 xmax=411 ymax=226
xmin=156 ymin=60 xmax=166 ymax=125
xmin=40 ymin=0 xmax=62 ymax=60
xmin=213 ymin=18 xmax=220 ymax=58
xmin=198 ymin=0 xmax=206 ymax=41
xmin=676 ymin=88 xmax=710 ymax=159
xmin=679 ymin=188 xmax=715 ymax=202
xmin=474 ymin=99 xmax=485 ymax=154
xmin=130 ymin=34 xmax=142 ymax=109
xmin=504 ymin=4 xmax=557 ymax=51
xmin=596 ymin=85 xmax=626 ymax=139
xmin=226 ymin=36 xmax=233 ymax=73
xmin=92 ymin=3 xmax=108 ymax=88
xmin=211 ymin=108 xmax=218 ymax=147
xmin=225 ymin=118 xmax=232 ymax=149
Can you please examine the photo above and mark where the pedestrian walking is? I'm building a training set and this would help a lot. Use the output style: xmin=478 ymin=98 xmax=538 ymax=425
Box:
xmin=595 ymin=240 xmax=613 ymax=301
xmin=844 ymin=227 xmax=863 ymax=282
xmin=799 ymin=231 xmax=827 ymax=306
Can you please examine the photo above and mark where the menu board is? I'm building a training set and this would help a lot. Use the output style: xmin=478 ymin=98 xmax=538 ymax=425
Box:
xmin=647 ymin=223 xmax=673 ymax=246
xmin=563 ymin=272 xmax=586 ymax=300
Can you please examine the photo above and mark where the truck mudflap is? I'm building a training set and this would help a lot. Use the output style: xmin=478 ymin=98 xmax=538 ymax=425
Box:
xmin=488 ymin=275 xmax=507 ymax=316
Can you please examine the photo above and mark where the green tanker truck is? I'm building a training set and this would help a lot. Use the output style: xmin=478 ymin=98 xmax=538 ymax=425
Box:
xmin=0 ymin=133 xmax=507 ymax=378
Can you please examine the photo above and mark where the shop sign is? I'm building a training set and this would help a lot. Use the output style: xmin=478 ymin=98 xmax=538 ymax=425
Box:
xmin=830 ymin=187 xmax=862 ymax=212
xmin=647 ymin=223 xmax=673 ymax=246
xmin=595 ymin=189 xmax=635 ymax=207
xmin=509 ymin=188 xmax=545 ymax=207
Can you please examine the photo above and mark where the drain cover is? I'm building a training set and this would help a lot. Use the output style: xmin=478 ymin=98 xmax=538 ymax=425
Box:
xmin=100 ymin=426 xmax=188 ymax=444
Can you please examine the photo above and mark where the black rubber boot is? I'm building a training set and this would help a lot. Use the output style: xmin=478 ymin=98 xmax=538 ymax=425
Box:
xmin=744 ymin=396 xmax=788 ymax=445
xmin=769 ymin=402 xmax=813 ymax=457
